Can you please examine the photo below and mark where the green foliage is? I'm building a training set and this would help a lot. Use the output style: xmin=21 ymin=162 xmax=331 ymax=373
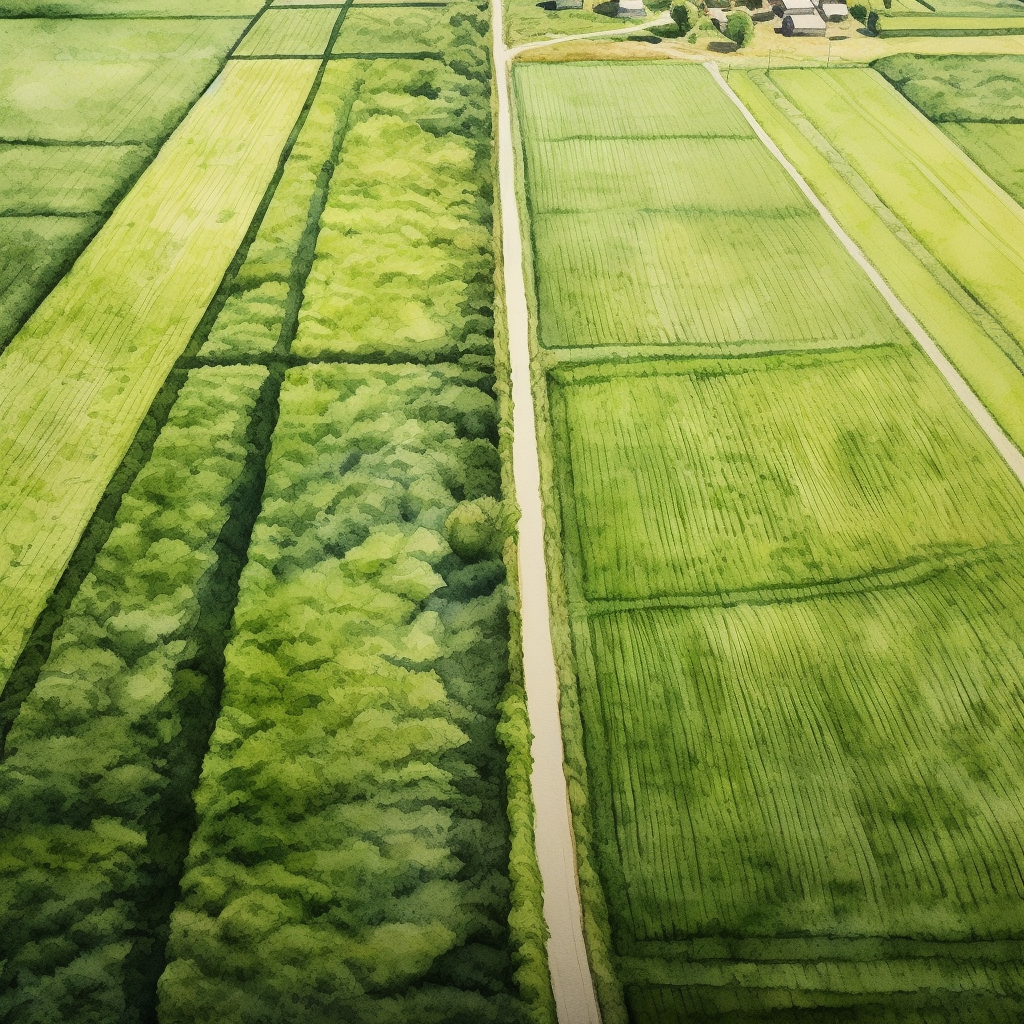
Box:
xmin=725 ymin=7 xmax=755 ymax=43
xmin=874 ymin=53 xmax=1024 ymax=122
xmin=849 ymin=1 xmax=869 ymax=21
xmin=0 ymin=366 xmax=266 ymax=1023
xmin=295 ymin=60 xmax=494 ymax=363
xmin=670 ymin=0 xmax=701 ymax=31
xmin=199 ymin=61 xmax=367 ymax=362
xmin=158 ymin=364 xmax=531 ymax=1022
xmin=332 ymin=2 xmax=490 ymax=82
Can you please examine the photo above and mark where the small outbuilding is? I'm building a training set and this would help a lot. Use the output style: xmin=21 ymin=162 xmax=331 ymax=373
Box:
xmin=781 ymin=8 xmax=826 ymax=32
xmin=617 ymin=0 xmax=648 ymax=16
xmin=818 ymin=0 xmax=848 ymax=17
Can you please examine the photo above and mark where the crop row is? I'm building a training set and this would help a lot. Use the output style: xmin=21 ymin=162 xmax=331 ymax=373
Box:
xmin=154 ymin=363 xmax=535 ymax=1022
xmin=514 ymin=62 xmax=906 ymax=354
xmin=550 ymin=348 xmax=1024 ymax=603
xmin=517 ymin=60 xmax=1024 ymax=1021
xmin=0 ymin=366 xmax=269 ymax=1023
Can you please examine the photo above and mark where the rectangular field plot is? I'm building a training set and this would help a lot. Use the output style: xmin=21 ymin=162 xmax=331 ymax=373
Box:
xmin=550 ymin=348 xmax=1024 ymax=603
xmin=0 ymin=58 xmax=317 ymax=694
xmin=0 ymin=19 xmax=244 ymax=144
xmin=0 ymin=215 xmax=97 ymax=350
xmin=233 ymin=7 xmax=340 ymax=56
xmin=0 ymin=144 xmax=150 ymax=216
xmin=515 ymin=63 xmax=908 ymax=353
xmin=585 ymin=561 xmax=1024 ymax=945
xmin=330 ymin=6 xmax=449 ymax=53
xmin=943 ymin=123 xmax=1024 ymax=207
xmin=514 ymin=61 xmax=746 ymax=141
xmin=769 ymin=69 xmax=1024 ymax=360
xmin=0 ymin=0 xmax=260 ymax=12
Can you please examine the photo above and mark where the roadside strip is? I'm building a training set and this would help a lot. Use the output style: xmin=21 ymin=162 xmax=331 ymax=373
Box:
xmin=492 ymin=3 xmax=604 ymax=1021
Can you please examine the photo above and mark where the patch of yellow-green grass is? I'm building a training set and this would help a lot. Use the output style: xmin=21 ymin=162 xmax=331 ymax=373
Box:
xmin=0 ymin=58 xmax=318 ymax=693
xmin=730 ymin=70 xmax=1024 ymax=454
xmin=769 ymin=68 xmax=1024 ymax=358
xmin=232 ymin=6 xmax=341 ymax=56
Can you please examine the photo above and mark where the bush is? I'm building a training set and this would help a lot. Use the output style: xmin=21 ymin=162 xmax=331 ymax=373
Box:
xmin=849 ymin=1 xmax=869 ymax=21
xmin=670 ymin=0 xmax=701 ymax=31
xmin=199 ymin=64 xmax=363 ymax=362
xmin=725 ymin=6 xmax=755 ymax=43
xmin=295 ymin=61 xmax=495 ymax=365
xmin=0 ymin=366 xmax=267 ymax=1024
xmin=157 ymin=364 xmax=532 ymax=1023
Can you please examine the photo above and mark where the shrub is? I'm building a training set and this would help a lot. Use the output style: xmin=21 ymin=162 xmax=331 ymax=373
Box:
xmin=849 ymin=1 xmax=869 ymax=21
xmin=725 ymin=6 xmax=755 ymax=43
xmin=157 ymin=364 xmax=532 ymax=1023
xmin=670 ymin=0 xmax=702 ymax=30
xmin=0 ymin=366 xmax=267 ymax=1024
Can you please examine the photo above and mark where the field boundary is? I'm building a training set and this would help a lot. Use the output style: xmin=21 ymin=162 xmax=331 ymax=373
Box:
xmin=710 ymin=61 xmax=1024 ymax=489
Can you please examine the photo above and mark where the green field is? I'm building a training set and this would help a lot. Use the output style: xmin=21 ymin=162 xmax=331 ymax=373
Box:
xmin=873 ymin=54 xmax=1024 ymax=207
xmin=515 ymin=63 xmax=906 ymax=354
xmin=765 ymin=69 xmax=1024 ymax=370
xmin=0 ymin=6 xmax=554 ymax=1020
xmin=0 ymin=57 xmax=317 ymax=696
xmin=517 ymin=61 xmax=1024 ymax=1021
xmin=942 ymin=122 xmax=1024 ymax=203
xmin=233 ymin=6 xmax=341 ymax=55
xmin=730 ymin=68 xmax=1024 ymax=455
xmin=0 ymin=15 xmax=248 ymax=350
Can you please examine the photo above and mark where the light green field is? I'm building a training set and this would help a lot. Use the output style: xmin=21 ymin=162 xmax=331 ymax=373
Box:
xmin=0 ymin=58 xmax=318 ymax=694
xmin=515 ymin=63 xmax=906 ymax=353
xmin=875 ymin=15 xmax=1024 ymax=33
xmin=331 ymin=5 xmax=450 ymax=52
xmin=233 ymin=6 xmax=340 ymax=56
xmin=942 ymin=122 xmax=1024 ymax=205
xmin=0 ymin=19 xmax=246 ymax=143
xmin=730 ymin=69 xmax=1024 ymax=454
xmin=0 ymin=0 xmax=260 ymax=12
xmin=0 ymin=144 xmax=150 ymax=215
xmin=768 ymin=69 xmax=1024 ymax=361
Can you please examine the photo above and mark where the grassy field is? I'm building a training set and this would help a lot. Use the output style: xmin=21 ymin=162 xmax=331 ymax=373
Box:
xmin=516 ymin=60 xmax=1024 ymax=1021
xmin=0 ymin=15 xmax=248 ymax=349
xmin=942 ymin=122 xmax=1024 ymax=203
xmin=873 ymin=53 xmax=1024 ymax=206
xmin=515 ymin=63 xmax=906 ymax=354
xmin=0 ymin=5 xmax=554 ymax=1019
xmin=233 ymin=6 xmax=341 ymax=55
xmin=766 ymin=68 xmax=1024 ymax=366
xmin=0 ymin=57 xmax=317 ymax=696
xmin=729 ymin=67 xmax=1024 ymax=454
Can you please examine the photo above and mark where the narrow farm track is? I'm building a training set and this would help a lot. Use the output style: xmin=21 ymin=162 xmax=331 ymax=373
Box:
xmin=709 ymin=62 xmax=1024 ymax=488
xmin=493 ymin=3 xmax=604 ymax=1022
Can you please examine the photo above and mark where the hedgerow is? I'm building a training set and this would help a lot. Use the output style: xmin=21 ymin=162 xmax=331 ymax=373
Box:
xmin=294 ymin=58 xmax=494 ymax=363
xmin=0 ymin=365 xmax=268 ymax=1024
xmin=199 ymin=61 xmax=367 ymax=362
xmin=157 ymin=363 xmax=530 ymax=1022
